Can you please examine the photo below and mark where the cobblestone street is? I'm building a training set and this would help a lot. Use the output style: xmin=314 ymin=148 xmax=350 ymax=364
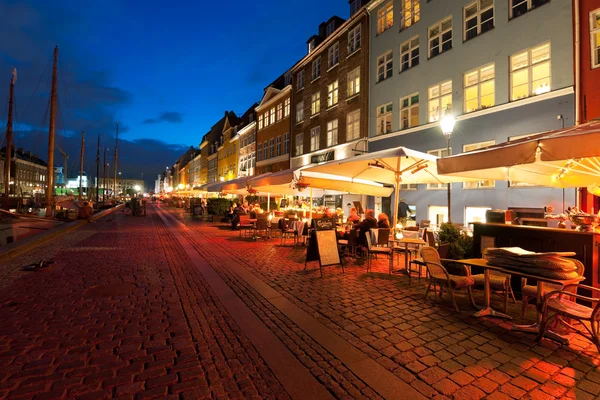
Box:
xmin=0 ymin=205 xmax=599 ymax=399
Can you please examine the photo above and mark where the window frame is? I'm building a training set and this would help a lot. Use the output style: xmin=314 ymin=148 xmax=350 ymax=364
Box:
xmin=295 ymin=133 xmax=304 ymax=156
xmin=258 ymin=114 xmax=263 ymax=130
xmin=284 ymin=132 xmax=290 ymax=154
xmin=327 ymin=80 xmax=339 ymax=107
xmin=510 ymin=42 xmax=551 ymax=101
xmin=591 ymin=9 xmax=600 ymax=69
xmin=463 ymin=0 xmax=494 ymax=42
xmin=348 ymin=25 xmax=361 ymax=54
xmin=326 ymin=119 xmax=338 ymax=147
xmin=377 ymin=2 xmax=394 ymax=35
xmin=311 ymin=92 xmax=321 ymax=115
xmin=510 ymin=0 xmax=550 ymax=20
xmin=284 ymin=98 xmax=290 ymax=117
xmin=376 ymin=103 xmax=393 ymax=136
xmin=257 ymin=142 xmax=263 ymax=161
xmin=428 ymin=17 xmax=453 ymax=58
xmin=427 ymin=80 xmax=452 ymax=122
xmin=312 ymin=58 xmax=321 ymax=81
xmin=400 ymin=36 xmax=420 ymax=72
xmin=400 ymin=93 xmax=419 ymax=130
xmin=277 ymin=103 xmax=283 ymax=120
xmin=462 ymin=140 xmax=496 ymax=188
xmin=297 ymin=70 xmax=305 ymax=91
xmin=346 ymin=109 xmax=361 ymax=141
xmin=347 ymin=67 xmax=361 ymax=97
xmin=401 ymin=0 xmax=421 ymax=31
xmin=270 ymin=107 xmax=276 ymax=124
xmin=328 ymin=42 xmax=340 ymax=69
xmin=296 ymin=100 xmax=304 ymax=123
xmin=464 ymin=63 xmax=495 ymax=113
xmin=427 ymin=148 xmax=451 ymax=189
xmin=310 ymin=126 xmax=321 ymax=152
xmin=377 ymin=50 xmax=394 ymax=82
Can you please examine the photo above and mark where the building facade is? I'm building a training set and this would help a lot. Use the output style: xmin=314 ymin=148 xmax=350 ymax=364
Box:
xmin=290 ymin=2 xmax=370 ymax=173
xmin=367 ymin=0 xmax=575 ymax=224
xmin=0 ymin=147 xmax=48 ymax=196
xmin=199 ymin=112 xmax=237 ymax=185
xmin=189 ymin=152 xmax=202 ymax=188
xmin=218 ymin=114 xmax=242 ymax=182
xmin=235 ymin=104 xmax=258 ymax=178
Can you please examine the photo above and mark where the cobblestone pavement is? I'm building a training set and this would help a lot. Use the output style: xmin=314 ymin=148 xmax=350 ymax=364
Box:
xmin=0 ymin=207 xmax=290 ymax=399
xmin=167 ymin=207 xmax=600 ymax=400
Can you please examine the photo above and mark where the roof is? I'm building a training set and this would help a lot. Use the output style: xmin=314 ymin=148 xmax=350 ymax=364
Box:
xmin=175 ymin=146 xmax=199 ymax=167
xmin=238 ymin=103 xmax=258 ymax=128
xmin=201 ymin=111 xmax=239 ymax=145
xmin=0 ymin=147 xmax=48 ymax=167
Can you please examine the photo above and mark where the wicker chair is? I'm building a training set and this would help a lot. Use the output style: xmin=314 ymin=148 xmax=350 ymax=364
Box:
xmin=536 ymin=284 xmax=600 ymax=352
xmin=472 ymin=272 xmax=517 ymax=313
xmin=521 ymin=259 xmax=585 ymax=318
xmin=365 ymin=232 xmax=393 ymax=274
xmin=420 ymin=246 xmax=477 ymax=312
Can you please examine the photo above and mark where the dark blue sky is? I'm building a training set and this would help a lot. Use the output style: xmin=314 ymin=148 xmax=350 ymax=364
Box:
xmin=0 ymin=0 xmax=349 ymax=185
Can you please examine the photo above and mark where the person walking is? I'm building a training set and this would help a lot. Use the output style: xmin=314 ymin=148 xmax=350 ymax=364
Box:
xmin=397 ymin=198 xmax=409 ymax=227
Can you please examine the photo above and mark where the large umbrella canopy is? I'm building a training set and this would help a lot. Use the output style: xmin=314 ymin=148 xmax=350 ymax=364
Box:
xmin=437 ymin=121 xmax=600 ymax=188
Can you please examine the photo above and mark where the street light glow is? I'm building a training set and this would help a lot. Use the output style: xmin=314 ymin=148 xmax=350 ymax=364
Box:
xmin=134 ymin=185 xmax=141 ymax=191
xmin=440 ymin=116 xmax=456 ymax=137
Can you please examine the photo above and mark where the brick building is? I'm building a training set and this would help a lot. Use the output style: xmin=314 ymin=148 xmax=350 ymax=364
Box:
xmin=234 ymin=103 xmax=258 ymax=178
xmin=0 ymin=147 xmax=48 ymax=196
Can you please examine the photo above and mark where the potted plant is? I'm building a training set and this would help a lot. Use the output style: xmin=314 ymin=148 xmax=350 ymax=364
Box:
xmin=437 ymin=223 xmax=473 ymax=260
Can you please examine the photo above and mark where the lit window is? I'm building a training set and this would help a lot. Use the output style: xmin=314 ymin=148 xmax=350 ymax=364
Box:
xmin=510 ymin=42 xmax=550 ymax=101
xmin=429 ymin=17 xmax=452 ymax=58
xmin=284 ymin=98 xmax=290 ymax=117
xmin=295 ymin=133 xmax=304 ymax=156
xmin=377 ymin=51 xmax=393 ymax=82
xmin=401 ymin=0 xmax=420 ymax=30
xmin=326 ymin=119 xmax=338 ymax=147
xmin=464 ymin=0 xmax=494 ymax=41
xmin=270 ymin=107 xmax=275 ymax=124
xmin=400 ymin=93 xmax=419 ymax=130
xmin=463 ymin=141 xmax=495 ymax=188
xmin=258 ymin=114 xmax=263 ymax=130
xmin=310 ymin=127 xmax=320 ymax=151
xmin=297 ymin=70 xmax=305 ymax=90
xmin=311 ymin=92 xmax=321 ymax=115
xmin=346 ymin=109 xmax=361 ymax=141
xmin=348 ymin=25 xmax=361 ymax=54
xmin=427 ymin=148 xmax=451 ymax=189
xmin=400 ymin=36 xmax=419 ymax=72
xmin=400 ymin=184 xmax=418 ymax=190
xmin=296 ymin=101 xmax=304 ymax=123
xmin=428 ymin=80 xmax=452 ymax=122
xmin=376 ymin=103 xmax=393 ymax=135
xmin=327 ymin=81 xmax=339 ymax=107
xmin=277 ymin=103 xmax=283 ymax=120
xmin=312 ymin=58 xmax=321 ymax=81
xmin=347 ymin=67 xmax=360 ymax=97
xmin=284 ymin=132 xmax=290 ymax=154
xmin=464 ymin=64 xmax=495 ymax=113
xmin=328 ymin=42 xmax=340 ymax=69
xmin=263 ymin=112 xmax=270 ymax=127
xmin=510 ymin=0 xmax=550 ymax=19
xmin=591 ymin=10 xmax=600 ymax=69
xmin=377 ymin=2 xmax=394 ymax=34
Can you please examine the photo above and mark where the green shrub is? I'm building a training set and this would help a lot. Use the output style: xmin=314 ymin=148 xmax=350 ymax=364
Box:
xmin=207 ymin=198 xmax=231 ymax=216
xmin=438 ymin=222 xmax=473 ymax=260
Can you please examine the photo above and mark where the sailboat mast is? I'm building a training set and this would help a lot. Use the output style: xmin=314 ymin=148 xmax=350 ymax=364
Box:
xmin=113 ymin=122 xmax=118 ymax=199
xmin=45 ymin=46 xmax=58 ymax=216
xmin=3 ymin=69 xmax=15 ymax=210
xmin=103 ymin=147 xmax=108 ymax=203
xmin=96 ymin=134 xmax=100 ymax=204
xmin=79 ymin=131 xmax=84 ymax=200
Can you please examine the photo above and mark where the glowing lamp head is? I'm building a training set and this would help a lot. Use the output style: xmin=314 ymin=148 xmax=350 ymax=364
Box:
xmin=135 ymin=185 xmax=141 ymax=191
xmin=440 ymin=116 xmax=456 ymax=138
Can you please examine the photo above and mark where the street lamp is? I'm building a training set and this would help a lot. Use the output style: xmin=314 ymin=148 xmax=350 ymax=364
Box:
xmin=440 ymin=116 xmax=455 ymax=222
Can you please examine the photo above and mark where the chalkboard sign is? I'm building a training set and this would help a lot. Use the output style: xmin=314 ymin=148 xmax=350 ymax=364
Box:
xmin=353 ymin=201 xmax=364 ymax=215
xmin=312 ymin=218 xmax=334 ymax=231
xmin=305 ymin=229 xmax=343 ymax=277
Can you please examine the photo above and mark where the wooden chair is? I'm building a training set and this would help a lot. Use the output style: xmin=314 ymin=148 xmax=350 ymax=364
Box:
xmin=377 ymin=228 xmax=391 ymax=247
xmin=251 ymin=218 xmax=269 ymax=239
xmin=420 ymin=246 xmax=477 ymax=312
xmin=472 ymin=272 xmax=517 ymax=313
xmin=365 ymin=232 xmax=393 ymax=274
xmin=521 ymin=259 xmax=585 ymax=318
xmin=279 ymin=219 xmax=296 ymax=245
xmin=238 ymin=215 xmax=253 ymax=238
xmin=536 ymin=284 xmax=600 ymax=352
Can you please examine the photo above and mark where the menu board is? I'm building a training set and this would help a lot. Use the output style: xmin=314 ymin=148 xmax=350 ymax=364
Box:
xmin=315 ymin=230 xmax=341 ymax=267
xmin=313 ymin=218 xmax=334 ymax=231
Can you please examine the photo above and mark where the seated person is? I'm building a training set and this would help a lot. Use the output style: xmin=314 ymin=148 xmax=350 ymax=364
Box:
xmin=357 ymin=209 xmax=378 ymax=248
xmin=377 ymin=212 xmax=390 ymax=228
xmin=347 ymin=207 xmax=361 ymax=225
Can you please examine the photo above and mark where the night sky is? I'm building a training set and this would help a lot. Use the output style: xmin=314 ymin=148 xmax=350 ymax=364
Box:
xmin=0 ymin=0 xmax=347 ymax=188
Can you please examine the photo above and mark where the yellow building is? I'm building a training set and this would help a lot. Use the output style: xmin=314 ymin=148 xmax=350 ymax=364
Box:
xmin=218 ymin=116 xmax=241 ymax=182
xmin=200 ymin=111 xmax=238 ymax=184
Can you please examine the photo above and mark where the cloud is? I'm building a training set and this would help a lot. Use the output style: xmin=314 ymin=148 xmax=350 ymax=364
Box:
xmin=142 ymin=111 xmax=183 ymax=125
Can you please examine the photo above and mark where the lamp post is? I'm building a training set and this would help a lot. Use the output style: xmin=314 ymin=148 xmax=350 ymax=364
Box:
xmin=440 ymin=116 xmax=456 ymax=223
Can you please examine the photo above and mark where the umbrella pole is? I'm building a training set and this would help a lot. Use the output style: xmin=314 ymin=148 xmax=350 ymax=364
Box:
xmin=267 ymin=193 xmax=270 ymax=212
xmin=393 ymin=173 xmax=401 ymax=228
xmin=309 ymin=187 xmax=313 ymax=220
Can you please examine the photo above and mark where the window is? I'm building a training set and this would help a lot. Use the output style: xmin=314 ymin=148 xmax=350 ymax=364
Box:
xmin=376 ymin=103 xmax=393 ymax=135
xmin=463 ymin=141 xmax=495 ymax=188
xmin=510 ymin=42 xmax=550 ymax=101
xmin=427 ymin=148 xmax=451 ymax=189
xmin=310 ymin=127 xmax=320 ymax=151
xmin=257 ymin=142 xmax=262 ymax=161
xmin=347 ymin=109 xmax=360 ymax=141
xmin=350 ymin=0 xmax=360 ymax=16
xmin=263 ymin=141 xmax=268 ymax=160
xmin=263 ymin=112 xmax=270 ymax=128
xmin=377 ymin=2 xmax=394 ymax=34
xmin=284 ymin=132 xmax=290 ymax=154
xmin=347 ymin=67 xmax=360 ymax=97
xmin=308 ymin=39 xmax=316 ymax=54
xmin=348 ymin=25 xmax=361 ymax=54
xmin=510 ymin=0 xmax=550 ymax=19
xmin=311 ymin=92 xmax=321 ymax=115
xmin=400 ymin=183 xmax=418 ymax=190
xmin=270 ymin=107 xmax=275 ymax=124
xmin=258 ymin=114 xmax=263 ymax=130
xmin=464 ymin=0 xmax=494 ymax=41
xmin=327 ymin=81 xmax=339 ymax=107
xmin=591 ymin=10 xmax=600 ymax=69
xmin=328 ymin=42 xmax=340 ymax=69
xmin=277 ymin=103 xmax=283 ymax=120
xmin=400 ymin=36 xmax=419 ymax=72
xmin=400 ymin=93 xmax=419 ymax=130
xmin=326 ymin=120 xmax=338 ymax=147
xmin=297 ymin=70 xmax=305 ymax=90
xmin=428 ymin=80 xmax=452 ymax=122
xmin=296 ymin=101 xmax=304 ymax=123
xmin=285 ymin=72 xmax=292 ymax=86
xmin=464 ymin=64 xmax=495 ymax=112
xmin=428 ymin=205 xmax=448 ymax=224
xmin=295 ymin=133 xmax=304 ymax=156
xmin=284 ymin=98 xmax=290 ymax=117
xmin=401 ymin=0 xmax=420 ymax=30
xmin=312 ymin=58 xmax=321 ymax=81
xmin=377 ymin=51 xmax=393 ymax=82
xmin=326 ymin=21 xmax=335 ymax=36
xmin=270 ymin=138 xmax=275 ymax=158
xmin=429 ymin=18 xmax=452 ymax=58
xmin=465 ymin=207 xmax=492 ymax=223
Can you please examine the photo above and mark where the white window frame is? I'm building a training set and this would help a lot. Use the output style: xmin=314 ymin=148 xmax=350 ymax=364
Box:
xmin=295 ymin=133 xmax=304 ymax=156
xmin=270 ymin=107 xmax=276 ymax=124
xmin=463 ymin=141 xmax=496 ymax=188
xmin=258 ymin=114 xmax=263 ymax=130
xmin=400 ymin=183 xmax=418 ymax=190
xmin=276 ymin=136 xmax=282 ymax=157
xmin=327 ymin=80 xmax=339 ymax=107
xmin=326 ymin=119 xmax=338 ymax=147
xmin=284 ymin=132 xmax=290 ymax=154
xmin=428 ymin=17 xmax=452 ymax=58
xmin=400 ymin=93 xmax=419 ymax=130
xmin=277 ymin=103 xmax=283 ymax=120
xmin=284 ymin=98 xmax=290 ymax=117
xmin=257 ymin=142 xmax=263 ymax=161
xmin=348 ymin=25 xmax=361 ymax=54
xmin=464 ymin=63 xmax=495 ymax=113
xmin=428 ymin=80 xmax=452 ymax=122
xmin=296 ymin=100 xmax=304 ymax=123
xmin=376 ymin=103 xmax=393 ymax=136
xmin=591 ymin=9 xmax=600 ymax=69
xmin=464 ymin=0 xmax=494 ymax=41
xmin=347 ymin=67 xmax=360 ymax=97
xmin=312 ymin=58 xmax=321 ymax=81
xmin=377 ymin=2 xmax=394 ymax=34
xmin=400 ymin=36 xmax=419 ymax=72
xmin=328 ymin=42 xmax=340 ymax=69
xmin=377 ymin=51 xmax=393 ymax=82
xmin=510 ymin=42 xmax=551 ymax=101
xmin=401 ymin=0 xmax=420 ymax=31
xmin=510 ymin=0 xmax=550 ymax=19
xmin=297 ymin=70 xmax=305 ymax=90
xmin=263 ymin=112 xmax=270 ymax=128
xmin=311 ymin=92 xmax=321 ymax=115
xmin=346 ymin=109 xmax=361 ymax=141
xmin=427 ymin=148 xmax=451 ymax=189
xmin=310 ymin=127 xmax=320 ymax=152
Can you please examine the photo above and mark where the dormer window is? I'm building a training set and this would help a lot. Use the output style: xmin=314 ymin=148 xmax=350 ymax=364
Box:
xmin=350 ymin=0 xmax=360 ymax=16
xmin=285 ymin=72 xmax=292 ymax=85
xmin=308 ymin=39 xmax=316 ymax=53
xmin=326 ymin=21 xmax=335 ymax=37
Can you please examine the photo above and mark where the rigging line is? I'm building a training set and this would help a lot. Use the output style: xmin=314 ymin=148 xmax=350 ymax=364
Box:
xmin=24 ymin=52 xmax=54 ymax=116
xmin=57 ymin=57 xmax=71 ymax=116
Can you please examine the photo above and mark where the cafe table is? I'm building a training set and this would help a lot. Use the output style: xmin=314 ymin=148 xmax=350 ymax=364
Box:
xmin=390 ymin=237 xmax=426 ymax=274
xmin=456 ymin=258 xmax=584 ymax=344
